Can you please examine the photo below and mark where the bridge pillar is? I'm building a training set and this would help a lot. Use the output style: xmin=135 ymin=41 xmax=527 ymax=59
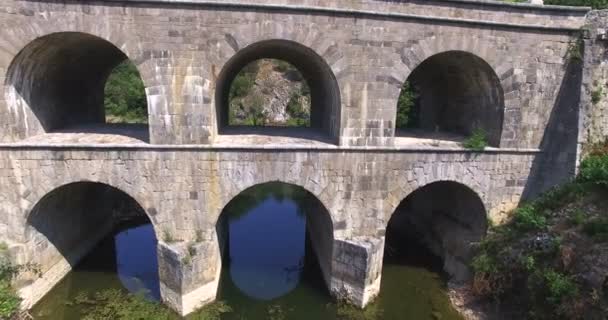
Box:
xmin=157 ymin=240 xmax=221 ymax=316
xmin=330 ymin=236 xmax=385 ymax=308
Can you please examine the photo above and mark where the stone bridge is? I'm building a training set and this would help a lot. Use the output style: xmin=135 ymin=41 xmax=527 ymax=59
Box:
xmin=0 ymin=0 xmax=603 ymax=316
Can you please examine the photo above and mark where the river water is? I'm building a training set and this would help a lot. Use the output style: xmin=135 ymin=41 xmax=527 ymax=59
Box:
xmin=31 ymin=184 xmax=463 ymax=320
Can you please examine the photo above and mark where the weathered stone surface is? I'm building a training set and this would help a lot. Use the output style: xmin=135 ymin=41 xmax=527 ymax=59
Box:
xmin=0 ymin=0 xmax=601 ymax=317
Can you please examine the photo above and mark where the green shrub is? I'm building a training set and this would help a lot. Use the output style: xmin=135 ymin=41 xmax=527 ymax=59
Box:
xmin=104 ymin=61 xmax=148 ymax=124
xmin=543 ymin=270 xmax=579 ymax=305
xmin=395 ymin=81 xmax=417 ymax=129
xmin=0 ymin=280 xmax=20 ymax=319
xmin=463 ymin=129 xmax=488 ymax=151
xmin=471 ymin=253 xmax=500 ymax=275
xmin=0 ymin=247 xmax=21 ymax=319
xmin=578 ymin=154 xmax=608 ymax=185
xmin=514 ymin=204 xmax=547 ymax=231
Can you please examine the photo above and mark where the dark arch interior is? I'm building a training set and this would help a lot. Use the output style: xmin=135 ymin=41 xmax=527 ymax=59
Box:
xmin=386 ymin=181 xmax=487 ymax=282
xmin=215 ymin=182 xmax=334 ymax=299
xmin=397 ymin=51 xmax=504 ymax=147
xmin=6 ymin=32 xmax=149 ymax=142
xmin=216 ymin=40 xmax=341 ymax=143
xmin=24 ymin=182 xmax=158 ymax=295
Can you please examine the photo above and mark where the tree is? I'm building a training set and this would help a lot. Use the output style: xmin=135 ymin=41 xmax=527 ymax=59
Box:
xmin=396 ymin=81 xmax=418 ymax=130
xmin=104 ymin=61 xmax=148 ymax=124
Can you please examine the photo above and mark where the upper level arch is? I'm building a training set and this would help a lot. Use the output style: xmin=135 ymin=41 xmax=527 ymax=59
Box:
xmin=4 ymin=31 xmax=151 ymax=143
xmin=395 ymin=50 xmax=505 ymax=147
xmin=214 ymin=39 xmax=341 ymax=144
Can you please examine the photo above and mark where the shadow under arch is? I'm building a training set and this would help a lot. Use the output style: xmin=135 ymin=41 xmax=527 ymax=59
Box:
xmin=23 ymin=181 xmax=159 ymax=303
xmin=386 ymin=181 xmax=488 ymax=282
xmin=215 ymin=39 xmax=341 ymax=143
xmin=397 ymin=50 xmax=504 ymax=147
xmin=215 ymin=181 xmax=335 ymax=300
xmin=5 ymin=31 xmax=149 ymax=141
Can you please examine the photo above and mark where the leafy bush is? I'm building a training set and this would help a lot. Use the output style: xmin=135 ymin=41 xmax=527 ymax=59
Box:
xmin=104 ymin=61 xmax=148 ymax=124
xmin=543 ymin=270 xmax=579 ymax=305
xmin=578 ymin=154 xmax=608 ymax=186
xmin=396 ymin=81 xmax=418 ymax=129
xmin=514 ymin=204 xmax=547 ymax=231
xmin=463 ymin=129 xmax=488 ymax=151
xmin=0 ymin=245 xmax=20 ymax=319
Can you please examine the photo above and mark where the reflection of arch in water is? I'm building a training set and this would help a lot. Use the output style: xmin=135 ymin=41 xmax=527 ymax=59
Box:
xmin=216 ymin=182 xmax=334 ymax=300
xmin=5 ymin=32 xmax=149 ymax=140
xmin=386 ymin=181 xmax=488 ymax=281
xmin=23 ymin=181 xmax=159 ymax=306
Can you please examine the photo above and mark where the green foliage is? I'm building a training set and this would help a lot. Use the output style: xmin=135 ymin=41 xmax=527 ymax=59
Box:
xmin=0 ymin=280 xmax=20 ymax=319
xmin=544 ymin=0 xmax=608 ymax=9
xmin=591 ymin=86 xmax=604 ymax=105
xmin=568 ymin=209 xmax=586 ymax=226
xmin=104 ymin=60 xmax=148 ymax=124
xmin=543 ymin=270 xmax=579 ymax=305
xmin=579 ymin=153 xmax=608 ymax=186
xmin=520 ymin=255 xmax=536 ymax=272
xmin=273 ymin=60 xmax=294 ymax=73
xmin=229 ymin=72 xmax=256 ymax=100
xmin=513 ymin=204 xmax=547 ymax=231
xmin=583 ymin=218 xmax=608 ymax=241
xmin=395 ymin=81 xmax=417 ymax=129
xmin=0 ymin=246 xmax=21 ymax=319
xmin=471 ymin=253 xmax=500 ymax=275
xmin=463 ymin=129 xmax=488 ymax=151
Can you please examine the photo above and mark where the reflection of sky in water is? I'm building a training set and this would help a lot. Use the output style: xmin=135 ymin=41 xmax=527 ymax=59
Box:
xmin=114 ymin=224 xmax=161 ymax=300
xmin=229 ymin=198 xmax=306 ymax=300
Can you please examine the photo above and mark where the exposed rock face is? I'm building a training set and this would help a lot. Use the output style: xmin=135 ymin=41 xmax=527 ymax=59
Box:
xmin=230 ymin=59 xmax=311 ymax=125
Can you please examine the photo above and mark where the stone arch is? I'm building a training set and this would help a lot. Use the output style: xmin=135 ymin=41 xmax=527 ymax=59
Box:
xmin=214 ymin=39 xmax=342 ymax=142
xmin=395 ymin=50 xmax=505 ymax=147
xmin=2 ymin=29 xmax=153 ymax=141
xmin=215 ymin=181 xmax=335 ymax=292
xmin=20 ymin=180 xmax=158 ymax=307
xmin=386 ymin=180 xmax=488 ymax=282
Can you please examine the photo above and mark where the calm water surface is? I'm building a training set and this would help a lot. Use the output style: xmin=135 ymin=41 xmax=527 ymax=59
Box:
xmin=31 ymin=184 xmax=463 ymax=320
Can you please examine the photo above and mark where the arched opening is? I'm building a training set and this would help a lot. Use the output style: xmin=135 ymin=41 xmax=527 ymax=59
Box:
xmin=395 ymin=51 xmax=504 ymax=147
xmin=215 ymin=40 xmax=340 ymax=144
xmin=215 ymin=182 xmax=334 ymax=303
xmin=23 ymin=182 xmax=160 ymax=309
xmin=386 ymin=181 xmax=487 ymax=282
xmin=5 ymin=32 xmax=149 ymax=143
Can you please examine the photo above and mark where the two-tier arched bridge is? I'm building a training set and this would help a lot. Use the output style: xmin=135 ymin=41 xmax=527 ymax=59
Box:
xmin=0 ymin=0 xmax=602 ymax=316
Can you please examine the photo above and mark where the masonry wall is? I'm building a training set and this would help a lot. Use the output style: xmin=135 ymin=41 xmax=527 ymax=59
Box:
xmin=580 ymin=11 xmax=608 ymax=153
xmin=0 ymin=0 xmax=586 ymax=148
